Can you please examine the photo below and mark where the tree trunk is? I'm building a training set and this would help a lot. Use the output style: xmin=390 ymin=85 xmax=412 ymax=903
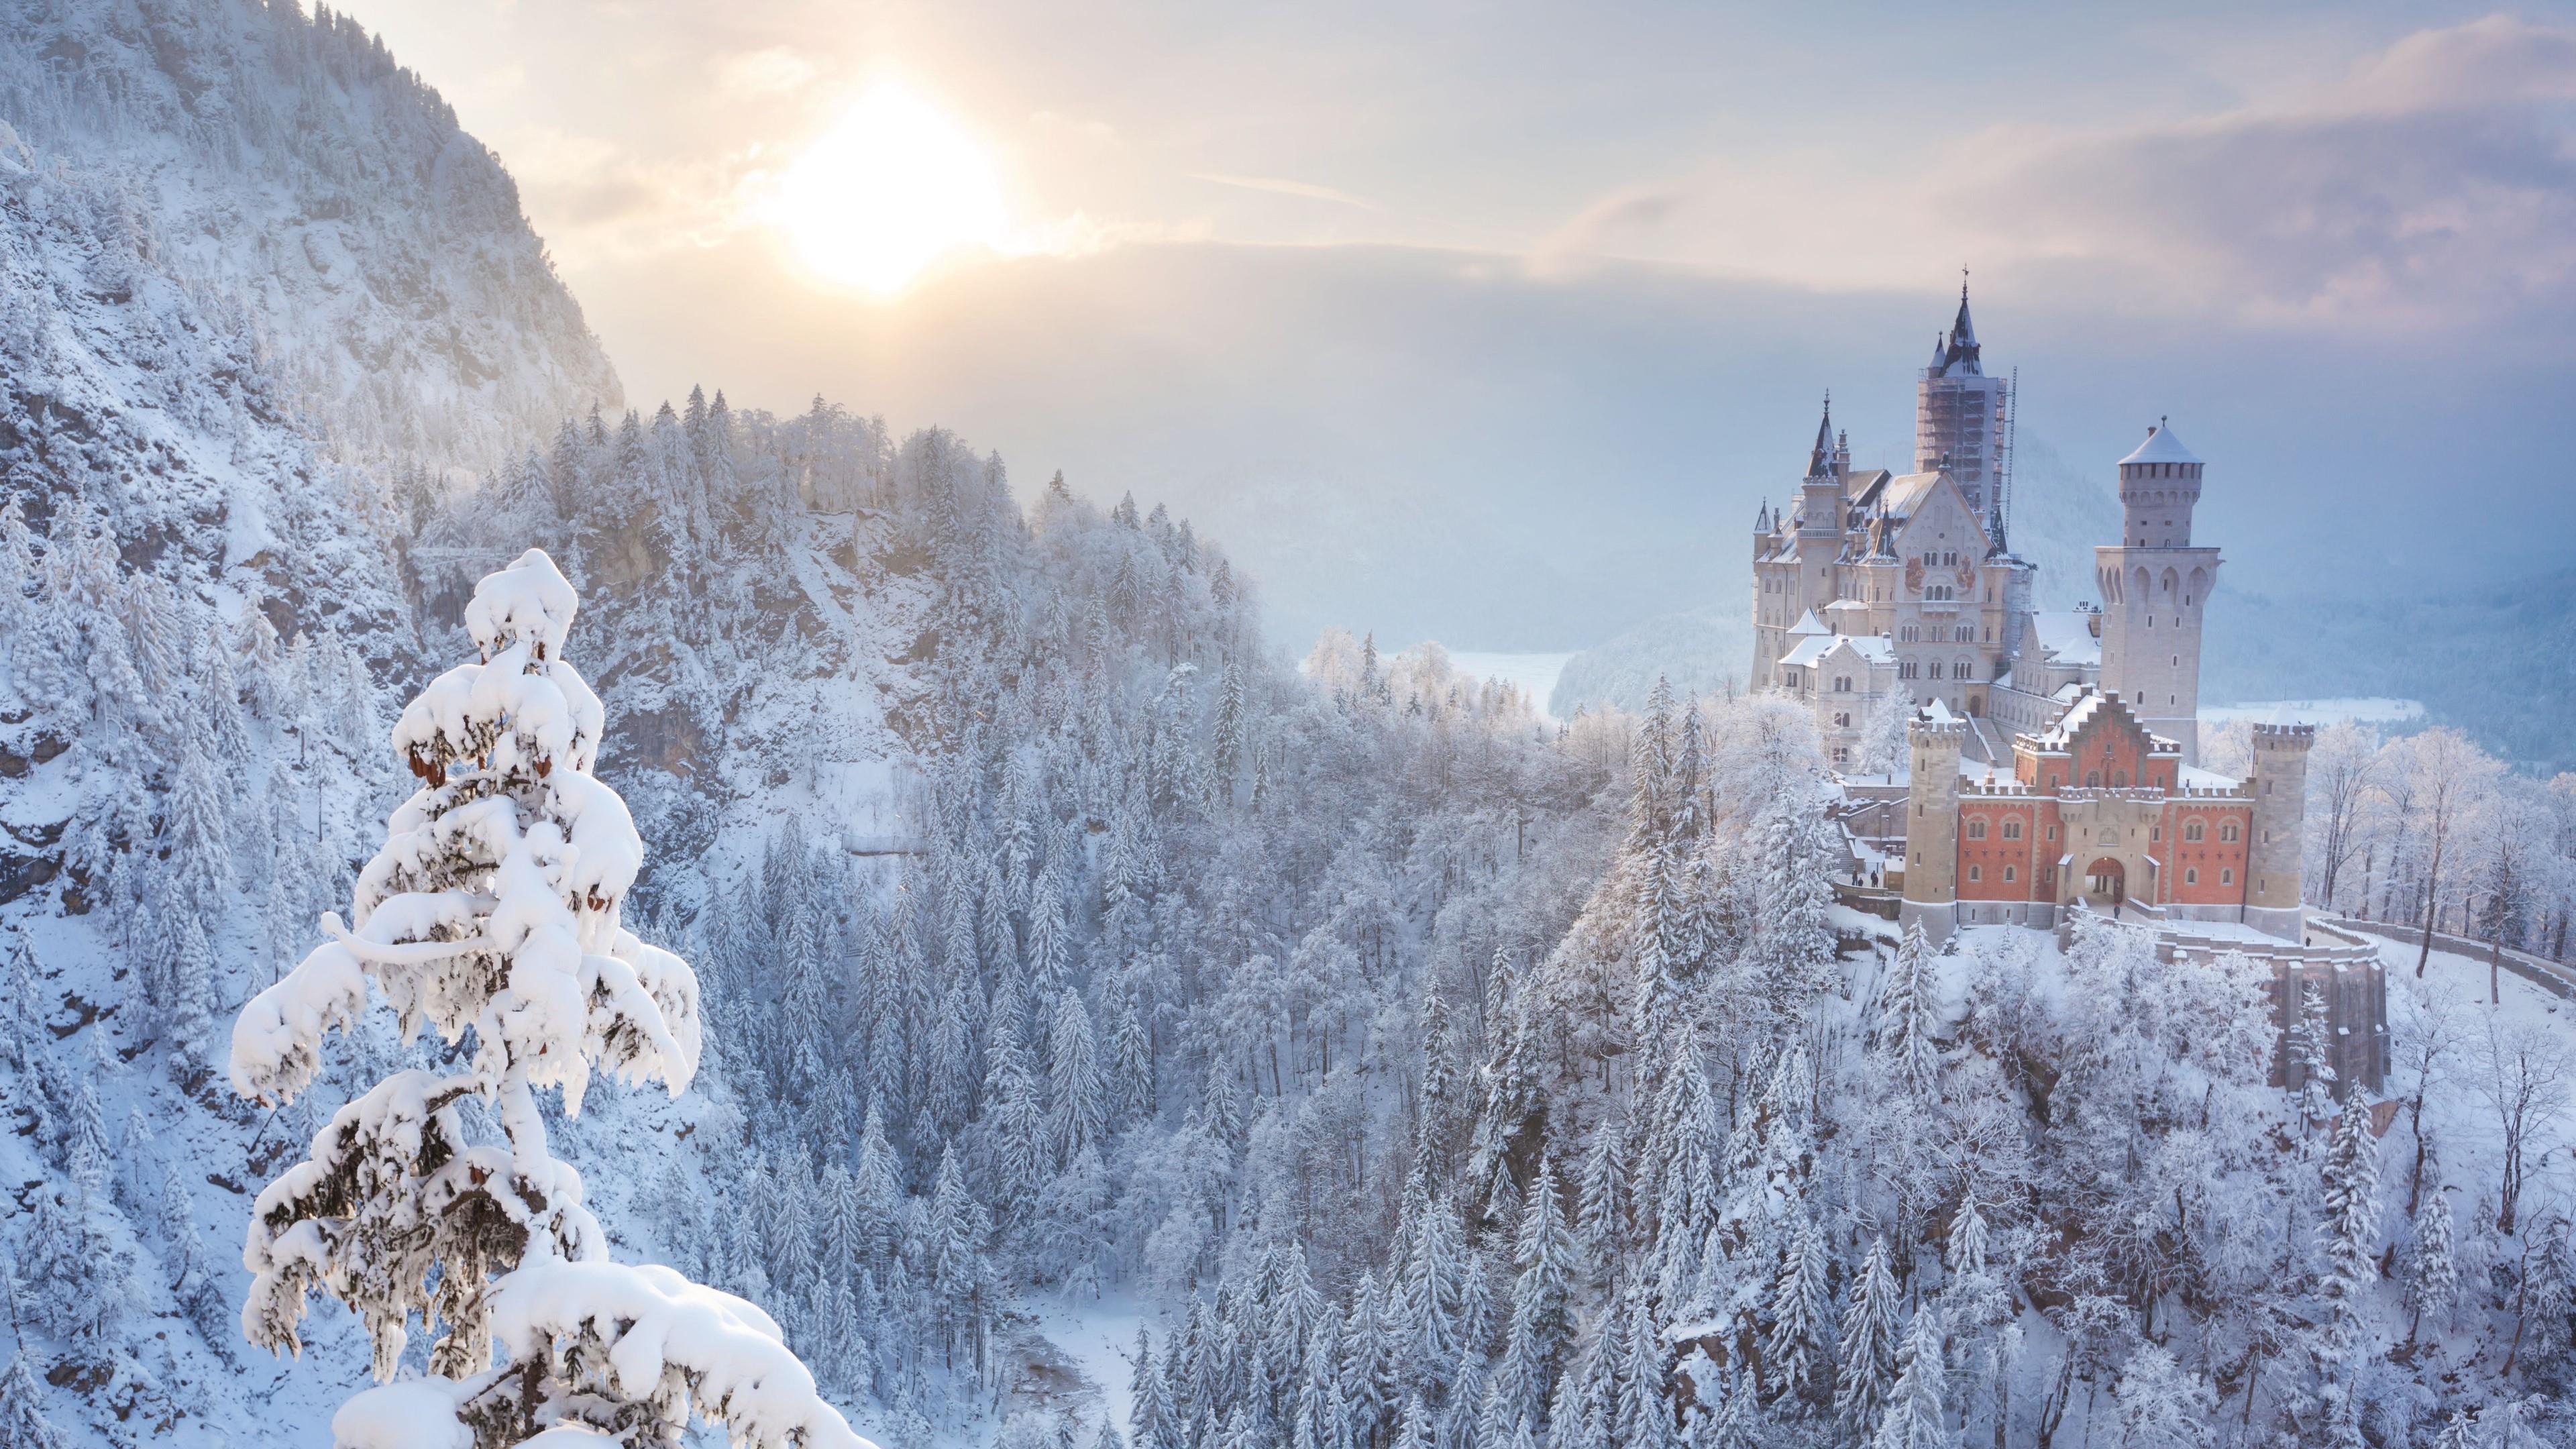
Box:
xmin=2415 ymin=829 xmax=2445 ymax=978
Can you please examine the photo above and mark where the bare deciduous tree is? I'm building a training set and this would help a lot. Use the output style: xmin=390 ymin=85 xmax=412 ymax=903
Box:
xmin=2396 ymin=729 xmax=2501 ymax=977
xmin=2475 ymin=1013 xmax=2573 ymax=1236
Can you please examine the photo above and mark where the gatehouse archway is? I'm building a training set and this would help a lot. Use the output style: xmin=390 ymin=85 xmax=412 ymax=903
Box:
xmin=2084 ymin=856 xmax=2127 ymax=910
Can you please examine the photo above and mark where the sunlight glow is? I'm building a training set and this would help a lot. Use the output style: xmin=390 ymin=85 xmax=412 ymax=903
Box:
xmin=767 ymin=81 xmax=1008 ymax=295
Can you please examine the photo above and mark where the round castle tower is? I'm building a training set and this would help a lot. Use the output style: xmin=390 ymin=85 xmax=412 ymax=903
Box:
xmin=2244 ymin=720 xmax=2316 ymax=937
xmin=2096 ymin=422 xmax=2220 ymax=763
xmin=1898 ymin=707 xmax=1966 ymax=941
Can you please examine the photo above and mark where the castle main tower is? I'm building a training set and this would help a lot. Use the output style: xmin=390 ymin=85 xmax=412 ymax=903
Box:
xmin=2095 ymin=422 xmax=2220 ymax=763
xmin=1916 ymin=282 xmax=2009 ymax=522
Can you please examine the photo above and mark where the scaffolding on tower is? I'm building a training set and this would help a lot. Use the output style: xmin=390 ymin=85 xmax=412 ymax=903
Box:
xmin=1992 ymin=366 xmax=2018 ymax=553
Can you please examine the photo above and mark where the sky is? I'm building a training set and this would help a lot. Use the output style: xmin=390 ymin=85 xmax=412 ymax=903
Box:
xmin=335 ymin=0 xmax=2576 ymax=654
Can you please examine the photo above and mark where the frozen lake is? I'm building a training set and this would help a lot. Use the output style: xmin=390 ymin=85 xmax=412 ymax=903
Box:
xmin=2202 ymin=696 xmax=2426 ymax=726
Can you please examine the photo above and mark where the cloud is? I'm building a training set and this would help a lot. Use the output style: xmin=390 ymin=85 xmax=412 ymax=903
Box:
xmin=1186 ymin=172 xmax=1379 ymax=210
xmin=1529 ymin=186 xmax=1685 ymax=276
xmin=716 ymin=47 xmax=819 ymax=98
xmin=1940 ymin=14 xmax=2576 ymax=328
xmin=1532 ymin=14 xmax=2576 ymax=333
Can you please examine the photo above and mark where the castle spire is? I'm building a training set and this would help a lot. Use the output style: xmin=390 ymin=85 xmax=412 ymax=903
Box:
xmin=1807 ymin=391 xmax=1835 ymax=478
xmin=1942 ymin=272 xmax=1983 ymax=376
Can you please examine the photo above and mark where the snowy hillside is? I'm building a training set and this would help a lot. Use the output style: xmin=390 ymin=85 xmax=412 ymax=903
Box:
xmin=0 ymin=0 xmax=621 ymax=474
xmin=5 ymin=6 xmax=2576 ymax=1449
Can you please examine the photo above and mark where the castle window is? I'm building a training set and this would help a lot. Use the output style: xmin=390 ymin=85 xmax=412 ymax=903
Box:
xmin=1968 ymin=820 xmax=1988 ymax=840
xmin=2221 ymin=868 xmax=2235 ymax=886
xmin=2047 ymin=826 xmax=2059 ymax=842
xmin=2004 ymin=865 xmax=2017 ymax=883
xmin=2184 ymin=820 xmax=2204 ymax=842
xmin=1968 ymin=865 xmax=1982 ymax=882
xmin=1831 ymin=747 xmax=1849 ymax=763
xmin=2086 ymin=771 xmax=2100 ymax=788
xmin=2002 ymin=820 xmax=2022 ymax=840
xmin=1834 ymin=712 xmax=1851 ymax=727
xmin=2185 ymin=868 xmax=2198 ymax=885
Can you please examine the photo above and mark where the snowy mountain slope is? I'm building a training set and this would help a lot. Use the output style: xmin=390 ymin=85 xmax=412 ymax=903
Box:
xmin=0 ymin=0 xmax=621 ymax=474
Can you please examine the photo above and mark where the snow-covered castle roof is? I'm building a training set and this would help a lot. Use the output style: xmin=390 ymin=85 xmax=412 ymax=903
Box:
xmin=2117 ymin=423 xmax=2200 ymax=468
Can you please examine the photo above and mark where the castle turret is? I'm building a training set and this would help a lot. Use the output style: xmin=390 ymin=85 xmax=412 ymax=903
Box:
xmin=1898 ymin=706 xmax=1965 ymax=942
xmin=2244 ymin=720 xmax=2315 ymax=938
xmin=2096 ymin=421 xmax=2220 ymax=763
xmin=1795 ymin=396 xmax=1845 ymax=618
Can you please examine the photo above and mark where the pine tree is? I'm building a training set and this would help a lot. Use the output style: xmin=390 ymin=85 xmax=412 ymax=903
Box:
xmin=1764 ymin=1207 xmax=1833 ymax=1406
xmin=1112 ymin=1000 xmax=1155 ymax=1124
xmin=1695 ymin=1367 xmax=1757 ymax=1449
xmin=164 ymin=908 xmax=219 ymax=1071
xmin=226 ymin=551 xmax=859 ymax=1448
xmin=2406 ymin=1187 xmax=2458 ymax=1345
xmin=0 ymin=1354 xmax=68 ymax=1449
xmin=1511 ymin=1159 xmax=1579 ymax=1383
xmin=16 ymin=1184 xmax=127 ymax=1345
xmin=1876 ymin=923 xmax=1942 ymax=1098
xmin=851 ymin=1097 xmax=904 ymax=1267
xmin=989 ymin=1023 xmax=1051 ymax=1210
xmin=1049 ymin=989 xmax=1108 ymax=1166
xmin=1577 ymin=1128 xmax=1628 ymax=1259
xmin=1618 ymin=1290 xmax=1675 ymax=1449
xmin=2316 ymin=1089 xmax=2383 ymax=1440
xmin=1836 ymin=1236 xmax=1902 ymax=1433
xmin=1650 ymin=1049 xmax=1725 ymax=1295
xmin=1870 ymin=1305 xmax=1945 ymax=1449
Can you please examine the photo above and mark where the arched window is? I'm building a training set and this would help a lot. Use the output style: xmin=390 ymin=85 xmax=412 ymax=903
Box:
xmin=2001 ymin=820 xmax=2022 ymax=840
xmin=2185 ymin=867 xmax=2198 ymax=885
xmin=1968 ymin=819 xmax=1988 ymax=840
xmin=2220 ymin=821 xmax=2240 ymax=843
xmin=2220 ymin=867 xmax=2235 ymax=886
xmin=1968 ymin=865 xmax=1982 ymax=882
xmin=2003 ymin=865 xmax=2017 ymax=883
xmin=2085 ymin=771 xmax=2101 ymax=788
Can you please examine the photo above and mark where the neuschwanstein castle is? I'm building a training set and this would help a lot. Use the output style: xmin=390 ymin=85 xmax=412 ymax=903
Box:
xmin=1748 ymin=288 xmax=2386 ymax=1087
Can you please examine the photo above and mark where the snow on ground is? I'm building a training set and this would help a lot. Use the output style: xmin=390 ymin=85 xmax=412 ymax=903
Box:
xmin=1022 ymin=1295 xmax=1149 ymax=1436
xmin=1442 ymin=652 xmax=1577 ymax=722
xmin=2203 ymin=697 xmax=2425 ymax=725
xmin=2373 ymin=930 xmax=2576 ymax=1241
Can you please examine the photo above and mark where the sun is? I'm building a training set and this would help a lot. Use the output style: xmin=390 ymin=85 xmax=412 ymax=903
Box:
xmin=767 ymin=80 xmax=1008 ymax=295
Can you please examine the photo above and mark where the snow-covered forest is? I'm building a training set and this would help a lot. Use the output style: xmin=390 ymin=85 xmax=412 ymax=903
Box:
xmin=5 ymin=3 xmax=2576 ymax=1448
